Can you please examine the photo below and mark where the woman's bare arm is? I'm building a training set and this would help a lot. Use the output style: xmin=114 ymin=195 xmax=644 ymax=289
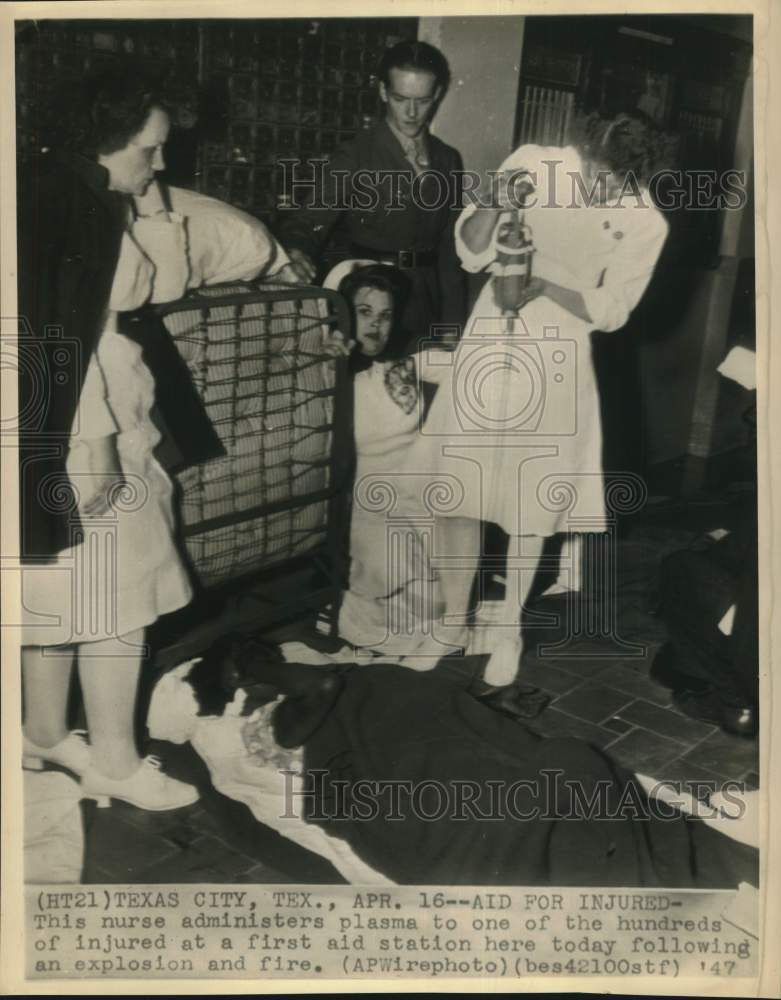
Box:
xmin=460 ymin=207 xmax=504 ymax=256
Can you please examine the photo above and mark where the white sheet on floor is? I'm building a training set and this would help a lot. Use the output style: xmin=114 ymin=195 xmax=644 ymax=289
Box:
xmin=721 ymin=881 xmax=759 ymax=938
xmin=148 ymin=662 xmax=393 ymax=885
xmin=718 ymin=604 xmax=737 ymax=635
xmin=717 ymin=345 xmax=756 ymax=390
xmin=635 ymin=773 xmax=759 ymax=848
xmin=280 ymin=639 xmax=407 ymax=667
xmin=24 ymin=771 xmax=84 ymax=884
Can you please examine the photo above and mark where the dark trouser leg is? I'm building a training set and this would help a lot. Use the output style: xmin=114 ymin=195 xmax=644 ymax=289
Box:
xmin=401 ymin=267 xmax=437 ymax=352
xmin=729 ymin=539 xmax=759 ymax=708
xmin=656 ymin=539 xmax=758 ymax=735
xmin=656 ymin=549 xmax=736 ymax=695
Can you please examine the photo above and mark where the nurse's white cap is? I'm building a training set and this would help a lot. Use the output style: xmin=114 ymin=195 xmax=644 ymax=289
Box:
xmin=321 ymin=258 xmax=390 ymax=291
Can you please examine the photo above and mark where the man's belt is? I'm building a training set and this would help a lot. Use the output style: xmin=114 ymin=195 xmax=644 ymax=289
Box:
xmin=350 ymin=245 xmax=438 ymax=269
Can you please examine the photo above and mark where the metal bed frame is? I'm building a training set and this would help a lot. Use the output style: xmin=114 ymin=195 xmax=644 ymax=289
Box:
xmin=149 ymin=281 xmax=353 ymax=655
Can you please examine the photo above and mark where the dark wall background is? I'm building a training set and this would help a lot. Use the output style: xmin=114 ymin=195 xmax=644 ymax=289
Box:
xmin=16 ymin=15 xmax=756 ymax=489
xmin=512 ymin=14 xmax=755 ymax=482
xmin=15 ymin=17 xmax=417 ymax=222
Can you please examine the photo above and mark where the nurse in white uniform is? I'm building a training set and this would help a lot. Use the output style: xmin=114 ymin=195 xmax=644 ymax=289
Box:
xmin=403 ymin=112 xmax=671 ymax=684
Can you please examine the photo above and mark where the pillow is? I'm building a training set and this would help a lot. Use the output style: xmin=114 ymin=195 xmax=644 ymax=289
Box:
xmin=134 ymin=184 xmax=290 ymax=287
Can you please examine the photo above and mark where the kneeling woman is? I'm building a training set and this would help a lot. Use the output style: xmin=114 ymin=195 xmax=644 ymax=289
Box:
xmin=326 ymin=262 xmax=447 ymax=659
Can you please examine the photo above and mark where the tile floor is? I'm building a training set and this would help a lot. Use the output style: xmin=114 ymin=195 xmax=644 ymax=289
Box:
xmin=75 ymin=487 xmax=758 ymax=884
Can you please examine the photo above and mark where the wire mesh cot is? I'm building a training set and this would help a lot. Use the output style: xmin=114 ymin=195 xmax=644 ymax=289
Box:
xmin=154 ymin=281 xmax=353 ymax=625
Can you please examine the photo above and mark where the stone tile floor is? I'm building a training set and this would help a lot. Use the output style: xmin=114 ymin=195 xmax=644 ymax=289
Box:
xmin=76 ymin=488 xmax=759 ymax=884
xmin=521 ymin=651 xmax=758 ymax=787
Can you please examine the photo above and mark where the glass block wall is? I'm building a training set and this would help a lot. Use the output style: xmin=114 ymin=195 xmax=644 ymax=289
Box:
xmin=200 ymin=18 xmax=416 ymax=221
xmin=15 ymin=20 xmax=201 ymax=160
xmin=16 ymin=17 xmax=417 ymax=224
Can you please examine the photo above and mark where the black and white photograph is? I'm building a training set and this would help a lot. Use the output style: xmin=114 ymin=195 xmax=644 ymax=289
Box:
xmin=1 ymin=0 xmax=778 ymax=993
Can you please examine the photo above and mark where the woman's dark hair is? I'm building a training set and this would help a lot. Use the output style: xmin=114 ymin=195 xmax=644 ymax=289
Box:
xmin=378 ymin=40 xmax=450 ymax=94
xmin=569 ymin=110 xmax=677 ymax=187
xmin=57 ymin=64 xmax=174 ymax=158
xmin=338 ymin=264 xmax=411 ymax=373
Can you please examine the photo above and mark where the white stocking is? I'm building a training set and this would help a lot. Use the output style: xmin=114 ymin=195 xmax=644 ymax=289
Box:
xmin=540 ymin=533 xmax=582 ymax=597
xmin=484 ymin=535 xmax=545 ymax=686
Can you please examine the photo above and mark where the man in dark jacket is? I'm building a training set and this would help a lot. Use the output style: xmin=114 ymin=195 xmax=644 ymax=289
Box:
xmin=278 ymin=40 xmax=466 ymax=345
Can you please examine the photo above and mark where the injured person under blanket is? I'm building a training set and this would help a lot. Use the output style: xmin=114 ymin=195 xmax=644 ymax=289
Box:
xmin=148 ymin=632 xmax=759 ymax=889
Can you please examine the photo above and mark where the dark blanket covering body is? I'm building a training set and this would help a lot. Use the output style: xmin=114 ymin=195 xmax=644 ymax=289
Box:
xmin=302 ymin=665 xmax=756 ymax=888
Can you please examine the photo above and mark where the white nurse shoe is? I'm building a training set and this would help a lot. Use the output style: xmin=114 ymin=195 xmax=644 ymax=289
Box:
xmin=22 ymin=730 xmax=91 ymax=776
xmin=80 ymin=756 xmax=199 ymax=811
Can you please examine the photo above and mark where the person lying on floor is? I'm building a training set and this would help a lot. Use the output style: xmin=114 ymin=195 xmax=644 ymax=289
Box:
xmin=161 ymin=633 xmax=758 ymax=890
